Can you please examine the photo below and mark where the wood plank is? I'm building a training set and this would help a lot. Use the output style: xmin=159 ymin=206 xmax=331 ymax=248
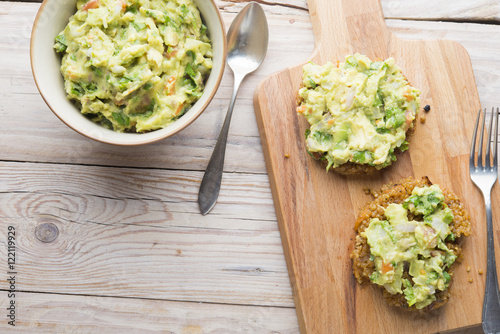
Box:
xmin=222 ymin=0 xmax=500 ymax=23
xmin=0 ymin=291 xmax=300 ymax=333
xmin=382 ymin=0 xmax=500 ymax=22
xmin=0 ymin=161 xmax=294 ymax=307
xmin=9 ymin=0 xmax=500 ymax=23
xmin=254 ymin=0 xmax=494 ymax=332
xmin=221 ymin=0 xmax=500 ymax=22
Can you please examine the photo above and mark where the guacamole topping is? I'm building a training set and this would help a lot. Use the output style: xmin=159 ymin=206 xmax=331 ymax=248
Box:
xmin=297 ymin=54 xmax=420 ymax=170
xmin=54 ymin=0 xmax=213 ymax=132
xmin=362 ymin=185 xmax=457 ymax=309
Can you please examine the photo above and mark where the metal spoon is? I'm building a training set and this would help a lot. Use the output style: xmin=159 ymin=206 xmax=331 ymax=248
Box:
xmin=198 ymin=2 xmax=269 ymax=215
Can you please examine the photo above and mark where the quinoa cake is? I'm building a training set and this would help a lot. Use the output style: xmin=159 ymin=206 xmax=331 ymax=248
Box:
xmin=296 ymin=54 xmax=420 ymax=175
xmin=351 ymin=177 xmax=471 ymax=311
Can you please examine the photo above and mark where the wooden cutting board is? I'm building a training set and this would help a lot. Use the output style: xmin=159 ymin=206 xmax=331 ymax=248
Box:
xmin=254 ymin=0 xmax=500 ymax=333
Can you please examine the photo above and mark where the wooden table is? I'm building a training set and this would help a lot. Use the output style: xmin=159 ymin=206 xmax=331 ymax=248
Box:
xmin=1 ymin=0 xmax=499 ymax=333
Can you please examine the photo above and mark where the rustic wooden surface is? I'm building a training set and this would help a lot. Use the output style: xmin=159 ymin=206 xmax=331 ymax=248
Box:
xmin=0 ymin=0 xmax=499 ymax=333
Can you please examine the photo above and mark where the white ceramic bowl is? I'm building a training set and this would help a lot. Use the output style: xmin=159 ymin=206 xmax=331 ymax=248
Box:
xmin=31 ymin=0 xmax=226 ymax=145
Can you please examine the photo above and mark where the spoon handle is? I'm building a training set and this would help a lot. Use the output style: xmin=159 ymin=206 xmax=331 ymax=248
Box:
xmin=198 ymin=72 xmax=245 ymax=215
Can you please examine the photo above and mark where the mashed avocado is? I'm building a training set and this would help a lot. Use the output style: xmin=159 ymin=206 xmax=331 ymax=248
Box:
xmin=297 ymin=54 xmax=420 ymax=170
xmin=362 ymin=185 xmax=457 ymax=309
xmin=54 ymin=0 xmax=213 ymax=132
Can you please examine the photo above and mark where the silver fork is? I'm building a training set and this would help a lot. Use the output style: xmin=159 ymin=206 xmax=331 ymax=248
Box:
xmin=470 ymin=107 xmax=500 ymax=333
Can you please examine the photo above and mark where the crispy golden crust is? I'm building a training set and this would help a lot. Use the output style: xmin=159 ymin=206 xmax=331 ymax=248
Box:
xmin=350 ymin=177 xmax=471 ymax=311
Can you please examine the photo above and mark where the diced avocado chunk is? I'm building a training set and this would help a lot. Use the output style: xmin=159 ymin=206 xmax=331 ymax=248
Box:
xmin=404 ymin=185 xmax=444 ymax=216
xmin=385 ymin=107 xmax=406 ymax=129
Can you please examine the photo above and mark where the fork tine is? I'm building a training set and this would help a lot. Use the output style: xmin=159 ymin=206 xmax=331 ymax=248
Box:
xmin=494 ymin=107 xmax=499 ymax=168
xmin=470 ymin=109 xmax=481 ymax=168
xmin=486 ymin=107 xmax=495 ymax=167
xmin=478 ymin=108 xmax=487 ymax=167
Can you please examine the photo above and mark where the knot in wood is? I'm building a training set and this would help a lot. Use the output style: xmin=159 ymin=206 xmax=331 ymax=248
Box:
xmin=35 ymin=222 xmax=59 ymax=243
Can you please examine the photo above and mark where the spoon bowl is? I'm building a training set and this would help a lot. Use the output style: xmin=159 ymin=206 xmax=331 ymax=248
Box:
xmin=198 ymin=2 xmax=269 ymax=215
xmin=227 ymin=3 xmax=269 ymax=74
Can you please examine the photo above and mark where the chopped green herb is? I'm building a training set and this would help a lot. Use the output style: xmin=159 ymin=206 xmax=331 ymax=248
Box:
xmin=403 ymin=279 xmax=416 ymax=306
xmin=352 ymin=151 xmax=373 ymax=164
xmin=376 ymin=127 xmax=391 ymax=134
xmin=182 ymin=76 xmax=197 ymax=91
xmin=117 ymin=76 xmax=133 ymax=91
xmin=126 ymin=5 xmax=138 ymax=13
xmin=70 ymin=82 xmax=85 ymax=97
xmin=312 ymin=131 xmax=333 ymax=143
xmin=426 ymin=271 xmax=439 ymax=284
xmin=180 ymin=4 xmax=190 ymax=17
xmin=307 ymin=77 xmax=317 ymax=89
xmin=112 ymin=112 xmax=130 ymax=126
xmin=373 ymin=92 xmax=383 ymax=107
xmin=186 ymin=63 xmax=196 ymax=77
xmin=379 ymin=220 xmax=396 ymax=243
xmin=443 ymin=271 xmax=451 ymax=283
xmin=345 ymin=56 xmax=357 ymax=69
xmin=369 ymin=61 xmax=383 ymax=71
xmin=200 ymin=23 xmax=207 ymax=35
xmin=54 ymin=34 xmax=67 ymax=53
xmin=83 ymin=81 xmax=98 ymax=93
xmin=131 ymin=22 xmax=146 ymax=31
xmin=399 ymin=141 xmax=409 ymax=152
xmin=100 ymin=117 xmax=113 ymax=129
xmin=91 ymin=65 xmax=102 ymax=76
xmin=385 ymin=107 xmax=406 ymax=129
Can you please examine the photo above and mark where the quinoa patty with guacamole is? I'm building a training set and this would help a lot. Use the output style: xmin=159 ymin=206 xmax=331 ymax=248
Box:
xmin=351 ymin=177 xmax=471 ymax=311
xmin=54 ymin=0 xmax=212 ymax=132
xmin=296 ymin=54 xmax=420 ymax=175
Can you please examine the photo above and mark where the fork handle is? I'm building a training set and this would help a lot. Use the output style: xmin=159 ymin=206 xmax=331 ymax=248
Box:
xmin=482 ymin=194 xmax=500 ymax=334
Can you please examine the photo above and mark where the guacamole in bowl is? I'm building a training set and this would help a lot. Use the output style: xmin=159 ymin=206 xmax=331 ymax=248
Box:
xmin=54 ymin=0 xmax=213 ymax=133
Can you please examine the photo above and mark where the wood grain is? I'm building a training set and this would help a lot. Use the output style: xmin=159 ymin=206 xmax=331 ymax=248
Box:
xmin=10 ymin=0 xmax=500 ymax=24
xmin=0 ymin=161 xmax=295 ymax=307
xmin=254 ymin=0 xmax=498 ymax=333
xmin=382 ymin=0 xmax=500 ymax=21
xmin=0 ymin=291 xmax=300 ymax=333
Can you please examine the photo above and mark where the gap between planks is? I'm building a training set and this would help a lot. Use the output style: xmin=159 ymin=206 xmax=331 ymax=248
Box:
xmin=0 ymin=290 xmax=301 ymax=333
xmin=0 ymin=288 xmax=296 ymax=309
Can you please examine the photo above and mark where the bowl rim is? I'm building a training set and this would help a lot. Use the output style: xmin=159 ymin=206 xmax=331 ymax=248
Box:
xmin=30 ymin=0 xmax=227 ymax=146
